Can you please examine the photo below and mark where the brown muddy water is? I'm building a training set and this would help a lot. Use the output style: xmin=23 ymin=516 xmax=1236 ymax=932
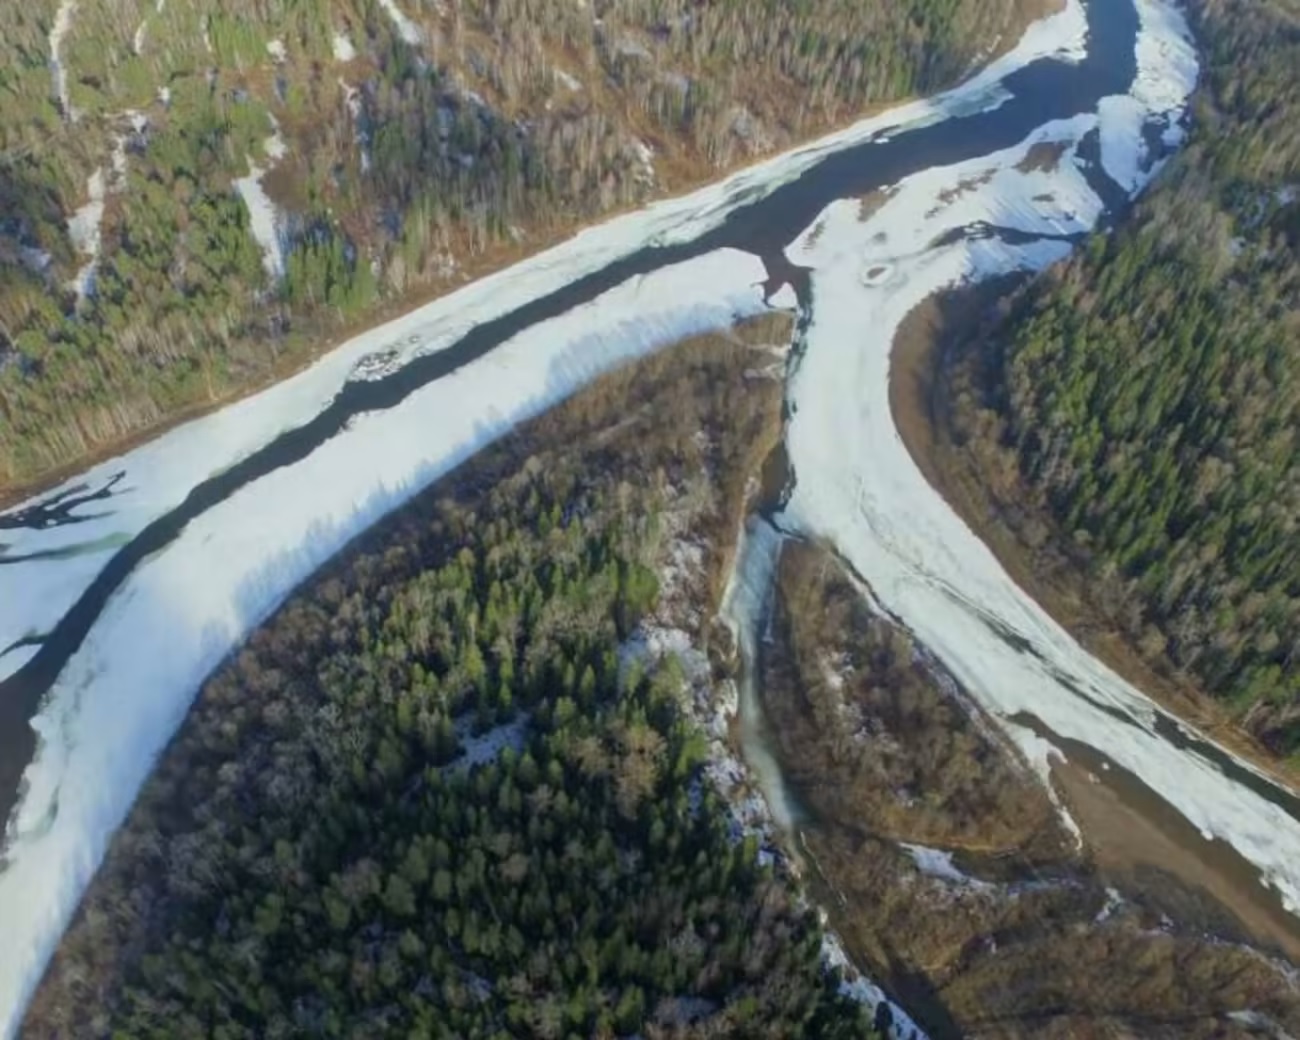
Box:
xmin=1015 ymin=711 xmax=1300 ymax=965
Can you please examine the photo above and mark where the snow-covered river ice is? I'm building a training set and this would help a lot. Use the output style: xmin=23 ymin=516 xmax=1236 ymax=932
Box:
xmin=3 ymin=0 xmax=1294 ymax=1029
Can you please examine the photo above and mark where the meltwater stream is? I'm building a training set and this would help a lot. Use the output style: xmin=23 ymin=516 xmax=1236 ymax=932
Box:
xmin=3 ymin=0 xmax=1294 ymax=1029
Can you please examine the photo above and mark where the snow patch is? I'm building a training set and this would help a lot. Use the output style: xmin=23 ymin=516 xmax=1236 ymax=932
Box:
xmin=233 ymin=119 xmax=289 ymax=279
xmin=49 ymin=0 xmax=77 ymax=121
xmin=1095 ymin=886 xmax=1125 ymax=922
xmin=332 ymin=30 xmax=357 ymax=62
xmin=66 ymin=170 xmax=105 ymax=303
xmin=900 ymin=842 xmax=993 ymax=891
xmin=378 ymin=0 xmax=424 ymax=45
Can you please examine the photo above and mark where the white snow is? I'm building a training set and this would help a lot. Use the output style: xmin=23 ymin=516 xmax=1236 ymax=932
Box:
xmin=0 ymin=250 xmax=776 ymax=1035
xmin=1097 ymin=0 xmax=1198 ymax=194
xmin=0 ymin=3 xmax=1211 ymax=1032
xmin=901 ymin=842 xmax=993 ymax=891
xmin=233 ymin=119 xmax=289 ymax=279
xmin=48 ymin=0 xmax=77 ymax=121
xmin=630 ymin=138 xmax=656 ymax=185
xmin=1095 ymin=885 xmax=1125 ymax=922
xmin=378 ymin=0 xmax=424 ymax=45
xmin=332 ymin=30 xmax=357 ymax=62
xmin=65 ymin=170 xmax=105 ymax=303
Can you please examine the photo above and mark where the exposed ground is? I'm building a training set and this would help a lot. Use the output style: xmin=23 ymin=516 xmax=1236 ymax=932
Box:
xmin=758 ymin=537 xmax=1300 ymax=1038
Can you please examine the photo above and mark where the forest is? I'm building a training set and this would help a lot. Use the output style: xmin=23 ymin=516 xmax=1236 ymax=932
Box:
xmin=0 ymin=0 xmax=1038 ymax=488
xmin=23 ymin=318 xmax=902 ymax=1038
xmin=944 ymin=0 xmax=1300 ymax=757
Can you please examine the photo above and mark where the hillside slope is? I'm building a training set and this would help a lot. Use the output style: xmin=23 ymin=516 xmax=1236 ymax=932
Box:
xmin=0 ymin=0 xmax=1038 ymax=488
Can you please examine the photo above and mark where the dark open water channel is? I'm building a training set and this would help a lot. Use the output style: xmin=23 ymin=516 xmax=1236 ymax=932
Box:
xmin=3 ymin=0 xmax=1157 ymax=846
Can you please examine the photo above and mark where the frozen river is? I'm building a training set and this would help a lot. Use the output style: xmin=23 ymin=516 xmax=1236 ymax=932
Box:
xmin=6 ymin=0 xmax=1292 ymax=1030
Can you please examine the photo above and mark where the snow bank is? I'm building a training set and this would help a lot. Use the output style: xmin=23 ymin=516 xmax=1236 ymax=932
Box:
xmin=65 ymin=170 xmax=105 ymax=303
xmin=780 ymin=14 xmax=1300 ymax=928
xmin=0 ymin=250 xmax=775 ymax=1036
xmin=0 ymin=0 xmax=1090 ymax=682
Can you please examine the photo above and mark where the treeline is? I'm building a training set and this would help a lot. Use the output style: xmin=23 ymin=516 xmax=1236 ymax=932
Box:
xmin=946 ymin=0 xmax=1300 ymax=754
xmin=0 ymin=0 xmax=1038 ymax=486
xmin=23 ymin=322 xmax=890 ymax=1038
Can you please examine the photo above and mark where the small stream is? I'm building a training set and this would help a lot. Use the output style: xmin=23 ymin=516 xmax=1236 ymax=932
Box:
xmin=718 ymin=515 xmax=806 ymax=834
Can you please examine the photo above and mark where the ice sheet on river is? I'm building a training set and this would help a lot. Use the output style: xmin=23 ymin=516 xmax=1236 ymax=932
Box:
xmin=780 ymin=34 xmax=1300 ymax=932
xmin=0 ymin=0 xmax=1088 ymax=683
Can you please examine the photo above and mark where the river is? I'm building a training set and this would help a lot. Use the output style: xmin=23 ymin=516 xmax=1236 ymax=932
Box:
xmin=3 ymin=0 xmax=1292 ymax=1030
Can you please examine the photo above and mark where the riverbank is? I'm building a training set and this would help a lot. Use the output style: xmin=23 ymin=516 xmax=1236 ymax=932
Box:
xmin=888 ymin=277 xmax=1300 ymax=965
xmin=747 ymin=532 xmax=1300 ymax=1038
xmin=888 ymin=278 xmax=1300 ymax=796
xmin=0 ymin=0 xmax=1078 ymax=511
